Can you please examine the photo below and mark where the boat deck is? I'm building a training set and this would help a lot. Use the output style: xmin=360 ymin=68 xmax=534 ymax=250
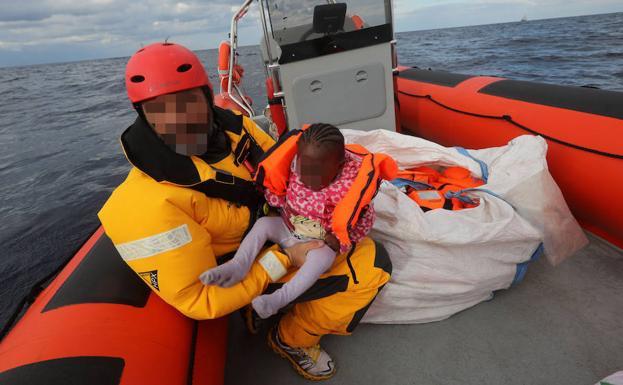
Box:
xmin=225 ymin=232 xmax=623 ymax=385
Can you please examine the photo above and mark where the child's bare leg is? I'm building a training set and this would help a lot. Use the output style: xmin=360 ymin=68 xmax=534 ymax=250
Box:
xmin=199 ymin=216 xmax=290 ymax=287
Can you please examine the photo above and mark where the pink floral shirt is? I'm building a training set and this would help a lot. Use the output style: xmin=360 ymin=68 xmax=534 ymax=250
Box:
xmin=264 ymin=151 xmax=375 ymax=254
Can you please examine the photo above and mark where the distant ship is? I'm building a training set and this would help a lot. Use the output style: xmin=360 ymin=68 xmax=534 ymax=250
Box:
xmin=521 ymin=14 xmax=528 ymax=22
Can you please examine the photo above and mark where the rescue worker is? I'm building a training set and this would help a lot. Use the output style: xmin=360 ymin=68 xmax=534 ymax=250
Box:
xmin=98 ymin=41 xmax=392 ymax=381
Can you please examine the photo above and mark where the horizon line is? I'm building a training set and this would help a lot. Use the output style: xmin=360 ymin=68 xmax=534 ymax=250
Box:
xmin=1 ymin=10 xmax=620 ymax=70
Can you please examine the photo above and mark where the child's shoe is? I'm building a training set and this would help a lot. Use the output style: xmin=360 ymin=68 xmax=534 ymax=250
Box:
xmin=267 ymin=325 xmax=336 ymax=381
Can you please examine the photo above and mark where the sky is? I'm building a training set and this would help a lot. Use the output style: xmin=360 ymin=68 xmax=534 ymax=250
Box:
xmin=0 ymin=0 xmax=622 ymax=67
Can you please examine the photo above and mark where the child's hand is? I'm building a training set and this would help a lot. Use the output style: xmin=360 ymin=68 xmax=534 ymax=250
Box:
xmin=284 ymin=240 xmax=324 ymax=267
xmin=324 ymin=233 xmax=340 ymax=252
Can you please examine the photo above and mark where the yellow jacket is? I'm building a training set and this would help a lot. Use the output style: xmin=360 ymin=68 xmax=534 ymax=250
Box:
xmin=98 ymin=108 xmax=276 ymax=319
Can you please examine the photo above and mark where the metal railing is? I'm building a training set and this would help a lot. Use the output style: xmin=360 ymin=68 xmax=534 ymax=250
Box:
xmin=224 ymin=0 xmax=255 ymax=117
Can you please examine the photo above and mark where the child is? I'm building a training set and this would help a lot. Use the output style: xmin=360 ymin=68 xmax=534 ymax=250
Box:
xmin=199 ymin=123 xmax=379 ymax=319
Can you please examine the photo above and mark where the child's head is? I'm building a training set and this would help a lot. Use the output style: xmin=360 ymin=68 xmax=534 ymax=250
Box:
xmin=296 ymin=123 xmax=345 ymax=191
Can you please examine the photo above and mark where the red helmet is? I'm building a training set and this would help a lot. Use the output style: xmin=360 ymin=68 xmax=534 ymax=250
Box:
xmin=125 ymin=42 xmax=212 ymax=104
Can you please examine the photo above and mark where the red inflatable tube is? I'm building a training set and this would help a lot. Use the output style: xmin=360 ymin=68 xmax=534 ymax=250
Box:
xmin=0 ymin=227 xmax=229 ymax=385
xmin=396 ymin=66 xmax=623 ymax=248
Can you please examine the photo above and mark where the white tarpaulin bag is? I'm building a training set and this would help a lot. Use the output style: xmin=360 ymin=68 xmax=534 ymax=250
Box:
xmin=341 ymin=129 xmax=587 ymax=324
xmin=595 ymin=372 xmax=623 ymax=385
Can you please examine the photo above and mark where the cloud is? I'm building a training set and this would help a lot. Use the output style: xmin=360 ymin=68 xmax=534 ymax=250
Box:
xmin=0 ymin=1 xmax=121 ymax=22
xmin=0 ymin=0 xmax=622 ymax=67
xmin=0 ymin=0 xmax=249 ymax=59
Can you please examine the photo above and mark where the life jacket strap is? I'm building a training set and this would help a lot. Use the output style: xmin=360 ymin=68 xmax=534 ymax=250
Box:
xmin=454 ymin=147 xmax=489 ymax=183
xmin=390 ymin=178 xmax=434 ymax=190
xmin=445 ymin=188 xmax=515 ymax=210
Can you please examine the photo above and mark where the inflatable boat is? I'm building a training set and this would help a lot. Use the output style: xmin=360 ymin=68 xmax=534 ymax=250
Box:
xmin=0 ymin=228 xmax=228 ymax=385
xmin=395 ymin=67 xmax=623 ymax=249
xmin=1 ymin=1 xmax=622 ymax=384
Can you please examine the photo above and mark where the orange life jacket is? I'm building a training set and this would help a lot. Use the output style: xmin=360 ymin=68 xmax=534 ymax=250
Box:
xmin=437 ymin=166 xmax=485 ymax=189
xmin=400 ymin=166 xmax=484 ymax=212
xmin=396 ymin=166 xmax=439 ymax=185
xmin=255 ymin=126 xmax=398 ymax=248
